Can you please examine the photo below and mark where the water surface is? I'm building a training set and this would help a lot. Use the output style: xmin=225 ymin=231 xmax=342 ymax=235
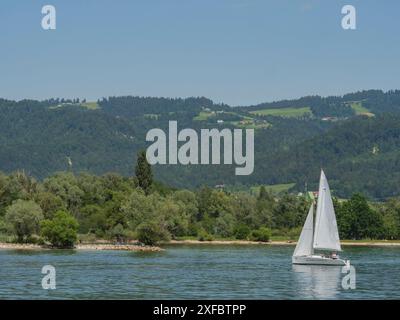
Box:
xmin=0 ymin=245 xmax=399 ymax=299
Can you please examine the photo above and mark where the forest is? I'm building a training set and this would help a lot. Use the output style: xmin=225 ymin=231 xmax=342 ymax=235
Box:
xmin=1 ymin=90 xmax=400 ymax=199
xmin=0 ymin=152 xmax=400 ymax=248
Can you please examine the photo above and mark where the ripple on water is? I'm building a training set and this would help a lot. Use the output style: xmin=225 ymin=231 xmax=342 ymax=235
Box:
xmin=0 ymin=245 xmax=400 ymax=299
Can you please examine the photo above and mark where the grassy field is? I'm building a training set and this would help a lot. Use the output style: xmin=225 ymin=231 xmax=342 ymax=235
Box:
xmin=80 ymin=102 xmax=99 ymax=110
xmin=50 ymin=102 xmax=99 ymax=110
xmin=250 ymin=106 xmax=312 ymax=118
xmin=193 ymin=111 xmax=214 ymax=121
xmin=250 ymin=183 xmax=296 ymax=194
xmin=193 ymin=111 xmax=270 ymax=129
xmin=349 ymin=102 xmax=374 ymax=117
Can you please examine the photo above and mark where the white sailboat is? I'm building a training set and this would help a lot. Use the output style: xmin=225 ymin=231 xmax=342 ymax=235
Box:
xmin=292 ymin=170 xmax=350 ymax=266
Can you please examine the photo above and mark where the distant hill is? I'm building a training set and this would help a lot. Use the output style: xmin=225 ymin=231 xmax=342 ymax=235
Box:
xmin=1 ymin=90 xmax=400 ymax=199
xmin=255 ymin=114 xmax=400 ymax=199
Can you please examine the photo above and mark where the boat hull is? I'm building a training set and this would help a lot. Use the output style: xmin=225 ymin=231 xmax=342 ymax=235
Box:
xmin=292 ymin=255 xmax=349 ymax=266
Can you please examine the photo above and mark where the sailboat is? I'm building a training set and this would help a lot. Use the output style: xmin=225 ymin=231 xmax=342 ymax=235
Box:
xmin=292 ymin=170 xmax=350 ymax=266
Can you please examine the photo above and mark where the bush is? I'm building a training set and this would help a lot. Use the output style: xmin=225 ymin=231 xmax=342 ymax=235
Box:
xmin=5 ymin=200 xmax=44 ymax=243
xmin=234 ymin=224 xmax=251 ymax=240
xmin=109 ymin=224 xmax=129 ymax=243
xmin=187 ymin=223 xmax=200 ymax=237
xmin=136 ymin=222 xmax=170 ymax=246
xmin=26 ymin=235 xmax=43 ymax=244
xmin=288 ymin=227 xmax=302 ymax=240
xmin=41 ymin=211 xmax=79 ymax=248
xmin=250 ymin=227 xmax=271 ymax=242
xmin=0 ymin=218 xmax=7 ymax=234
xmin=197 ymin=229 xmax=214 ymax=241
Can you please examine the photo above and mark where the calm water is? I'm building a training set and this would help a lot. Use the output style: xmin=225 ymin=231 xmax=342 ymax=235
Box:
xmin=0 ymin=245 xmax=399 ymax=299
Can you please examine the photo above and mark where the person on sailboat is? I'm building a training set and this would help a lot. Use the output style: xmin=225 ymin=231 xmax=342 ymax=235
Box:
xmin=331 ymin=252 xmax=338 ymax=259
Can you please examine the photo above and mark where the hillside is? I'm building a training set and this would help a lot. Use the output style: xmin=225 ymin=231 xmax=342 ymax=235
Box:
xmin=1 ymin=90 xmax=400 ymax=199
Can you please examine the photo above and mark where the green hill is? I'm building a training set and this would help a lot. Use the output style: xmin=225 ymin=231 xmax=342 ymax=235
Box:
xmin=1 ymin=90 xmax=400 ymax=199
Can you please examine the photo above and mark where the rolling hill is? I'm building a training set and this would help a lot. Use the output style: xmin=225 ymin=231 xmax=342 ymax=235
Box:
xmin=1 ymin=89 xmax=400 ymax=199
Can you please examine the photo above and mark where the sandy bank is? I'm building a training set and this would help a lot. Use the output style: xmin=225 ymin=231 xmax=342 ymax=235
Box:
xmin=76 ymin=244 xmax=163 ymax=252
xmin=0 ymin=243 xmax=163 ymax=252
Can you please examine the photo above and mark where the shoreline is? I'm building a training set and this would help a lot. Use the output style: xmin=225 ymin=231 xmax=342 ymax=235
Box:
xmin=165 ymin=239 xmax=400 ymax=247
xmin=0 ymin=243 xmax=163 ymax=252
xmin=1 ymin=239 xmax=400 ymax=252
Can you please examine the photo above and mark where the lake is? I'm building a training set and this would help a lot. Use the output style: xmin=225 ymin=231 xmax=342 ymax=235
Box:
xmin=0 ymin=245 xmax=399 ymax=299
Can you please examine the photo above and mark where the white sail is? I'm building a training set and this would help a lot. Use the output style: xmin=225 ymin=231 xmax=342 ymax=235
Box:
xmin=313 ymin=170 xmax=342 ymax=252
xmin=293 ymin=204 xmax=314 ymax=257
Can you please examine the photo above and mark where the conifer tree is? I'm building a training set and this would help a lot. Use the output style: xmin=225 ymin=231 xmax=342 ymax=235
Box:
xmin=135 ymin=150 xmax=153 ymax=195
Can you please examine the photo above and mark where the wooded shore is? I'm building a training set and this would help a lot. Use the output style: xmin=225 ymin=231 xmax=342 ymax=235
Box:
xmin=2 ymin=240 xmax=400 ymax=251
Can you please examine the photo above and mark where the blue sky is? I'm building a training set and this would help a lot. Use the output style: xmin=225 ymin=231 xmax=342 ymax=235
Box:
xmin=0 ymin=0 xmax=399 ymax=105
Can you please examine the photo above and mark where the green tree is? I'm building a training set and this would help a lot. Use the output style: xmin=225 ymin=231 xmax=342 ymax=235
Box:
xmin=160 ymin=197 xmax=190 ymax=238
xmin=196 ymin=186 xmax=213 ymax=220
xmin=136 ymin=221 xmax=170 ymax=246
xmin=135 ymin=150 xmax=153 ymax=195
xmin=272 ymin=193 xmax=307 ymax=229
xmin=40 ymin=211 xmax=79 ymax=248
xmin=121 ymin=189 xmax=158 ymax=230
xmin=380 ymin=198 xmax=400 ymax=239
xmin=215 ymin=212 xmax=236 ymax=237
xmin=0 ymin=171 xmax=39 ymax=216
xmin=5 ymin=200 xmax=43 ymax=242
xmin=77 ymin=173 xmax=107 ymax=205
xmin=234 ymin=224 xmax=251 ymax=240
xmin=43 ymin=173 xmax=84 ymax=213
xmin=35 ymin=192 xmax=65 ymax=219
xmin=104 ymin=191 xmax=129 ymax=231
xmin=337 ymin=193 xmax=384 ymax=239
xmin=172 ymin=190 xmax=198 ymax=218
xmin=79 ymin=204 xmax=107 ymax=235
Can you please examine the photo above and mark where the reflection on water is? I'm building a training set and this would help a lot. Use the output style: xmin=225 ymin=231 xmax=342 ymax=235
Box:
xmin=292 ymin=265 xmax=342 ymax=299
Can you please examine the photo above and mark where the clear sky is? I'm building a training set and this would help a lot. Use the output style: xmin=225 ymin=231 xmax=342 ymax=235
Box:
xmin=0 ymin=0 xmax=399 ymax=105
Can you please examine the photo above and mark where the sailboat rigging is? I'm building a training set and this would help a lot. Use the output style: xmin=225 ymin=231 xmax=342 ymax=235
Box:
xmin=292 ymin=170 xmax=350 ymax=266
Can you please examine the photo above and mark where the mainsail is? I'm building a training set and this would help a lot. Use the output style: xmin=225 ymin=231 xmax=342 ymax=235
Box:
xmin=313 ymin=170 xmax=342 ymax=252
xmin=293 ymin=204 xmax=314 ymax=257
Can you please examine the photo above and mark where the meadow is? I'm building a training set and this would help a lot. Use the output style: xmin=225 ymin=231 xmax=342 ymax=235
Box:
xmin=250 ymin=106 xmax=312 ymax=118
xmin=349 ymin=102 xmax=374 ymax=117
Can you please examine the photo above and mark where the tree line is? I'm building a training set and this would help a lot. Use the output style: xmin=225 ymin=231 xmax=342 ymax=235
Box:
xmin=0 ymin=152 xmax=400 ymax=248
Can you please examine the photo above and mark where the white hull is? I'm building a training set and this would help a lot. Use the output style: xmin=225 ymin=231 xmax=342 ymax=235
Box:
xmin=292 ymin=255 xmax=349 ymax=266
